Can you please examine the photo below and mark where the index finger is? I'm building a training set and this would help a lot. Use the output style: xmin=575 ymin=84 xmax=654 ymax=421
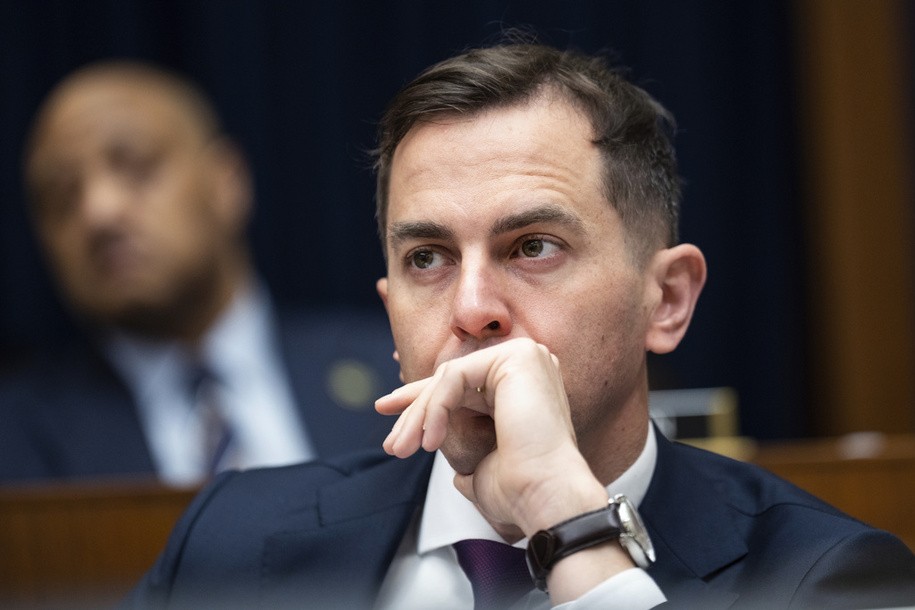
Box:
xmin=374 ymin=377 xmax=430 ymax=415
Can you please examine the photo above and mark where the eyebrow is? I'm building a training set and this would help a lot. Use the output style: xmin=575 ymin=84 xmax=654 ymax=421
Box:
xmin=387 ymin=203 xmax=585 ymax=248
xmin=490 ymin=204 xmax=585 ymax=236
xmin=388 ymin=221 xmax=454 ymax=248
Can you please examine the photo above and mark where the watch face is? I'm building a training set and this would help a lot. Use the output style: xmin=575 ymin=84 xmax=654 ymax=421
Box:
xmin=613 ymin=494 xmax=656 ymax=568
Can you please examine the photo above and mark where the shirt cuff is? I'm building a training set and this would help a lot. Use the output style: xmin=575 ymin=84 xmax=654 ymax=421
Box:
xmin=554 ymin=567 xmax=666 ymax=610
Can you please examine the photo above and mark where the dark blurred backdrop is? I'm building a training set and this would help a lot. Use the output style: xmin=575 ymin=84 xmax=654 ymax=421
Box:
xmin=2 ymin=0 xmax=913 ymax=440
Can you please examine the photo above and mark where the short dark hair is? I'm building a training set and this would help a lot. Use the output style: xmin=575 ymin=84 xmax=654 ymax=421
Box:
xmin=373 ymin=41 xmax=681 ymax=264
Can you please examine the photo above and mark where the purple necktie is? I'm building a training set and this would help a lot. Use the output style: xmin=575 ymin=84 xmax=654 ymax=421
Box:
xmin=453 ymin=538 xmax=533 ymax=610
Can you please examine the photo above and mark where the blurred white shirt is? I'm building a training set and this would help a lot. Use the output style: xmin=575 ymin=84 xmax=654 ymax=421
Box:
xmin=105 ymin=284 xmax=314 ymax=486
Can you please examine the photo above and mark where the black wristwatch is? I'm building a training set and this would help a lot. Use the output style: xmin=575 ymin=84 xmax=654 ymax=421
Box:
xmin=525 ymin=494 xmax=655 ymax=591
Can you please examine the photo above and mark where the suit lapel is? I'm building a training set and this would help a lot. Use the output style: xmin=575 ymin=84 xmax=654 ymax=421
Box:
xmin=642 ymin=431 xmax=745 ymax=607
xmin=259 ymin=451 xmax=435 ymax=608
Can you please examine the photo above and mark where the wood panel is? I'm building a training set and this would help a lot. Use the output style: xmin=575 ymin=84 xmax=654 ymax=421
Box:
xmin=793 ymin=0 xmax=915 ymax=434
xmin=0 ymin=480 xmax=198 ymax=609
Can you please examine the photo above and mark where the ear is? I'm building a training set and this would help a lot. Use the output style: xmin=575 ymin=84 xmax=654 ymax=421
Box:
xmin=644 ymin=244 xmax=707 ymax=354
xmin=376 ymin=277 xmax=405 ymax=382
xmin=376 ymin=277 xmax=389 ymax=310
xmin=209 ymin=138 xmax=253 ymax=231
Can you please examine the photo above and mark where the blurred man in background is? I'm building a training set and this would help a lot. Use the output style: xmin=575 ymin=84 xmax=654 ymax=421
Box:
xmin=0 ymin=61 xmax=396 ymax=485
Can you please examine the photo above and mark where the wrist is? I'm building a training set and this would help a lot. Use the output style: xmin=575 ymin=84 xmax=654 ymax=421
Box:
xmin=516 ymin=465 xmax=609 ymax=536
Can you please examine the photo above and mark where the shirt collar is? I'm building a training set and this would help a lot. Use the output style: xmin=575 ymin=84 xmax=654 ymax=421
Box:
xmin=197 ymin=281 xmax=276 ymax=389
xmin=417 ymin=422 xmax=657 ymax=554
xmin=104 ymin=332 xmax=189 ymax=404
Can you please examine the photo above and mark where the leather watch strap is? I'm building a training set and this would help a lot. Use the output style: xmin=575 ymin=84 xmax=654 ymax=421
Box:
xmin=526 ymin=504 xmax=621 ymax=590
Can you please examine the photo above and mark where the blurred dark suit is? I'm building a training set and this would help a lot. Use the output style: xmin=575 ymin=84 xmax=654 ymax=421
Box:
xmin=0 ymin=307 xmax=398 ymax=482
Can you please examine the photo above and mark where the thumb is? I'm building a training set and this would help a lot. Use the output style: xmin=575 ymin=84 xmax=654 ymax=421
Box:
xmin=453 ymin=472 xmax=478 ymax=504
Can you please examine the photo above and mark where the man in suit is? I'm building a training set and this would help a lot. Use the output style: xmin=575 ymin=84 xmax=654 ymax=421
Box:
xmin=0 ymin=61 xmax=396 ymax=485
xmin=127 ymin=41 xmax=915 ymax=608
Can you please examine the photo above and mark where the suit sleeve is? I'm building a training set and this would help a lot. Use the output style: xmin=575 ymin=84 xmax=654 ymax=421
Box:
xmin=791 ymin=529 xmax=915 ymax=609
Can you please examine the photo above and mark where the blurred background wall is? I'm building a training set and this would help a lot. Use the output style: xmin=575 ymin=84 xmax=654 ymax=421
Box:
xmin=1 ymin=0 xmax=913 ymax=441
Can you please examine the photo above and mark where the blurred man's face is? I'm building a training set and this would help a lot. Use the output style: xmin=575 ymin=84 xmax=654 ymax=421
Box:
xmin=25 ymin=75 xmax=245 ymax=337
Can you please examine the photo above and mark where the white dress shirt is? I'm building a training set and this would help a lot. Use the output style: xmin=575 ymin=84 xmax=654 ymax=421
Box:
xmin=375 ymin=424 xmax=666 ymax=609
xmin=104 ymin=285 xmax=314 ymax=486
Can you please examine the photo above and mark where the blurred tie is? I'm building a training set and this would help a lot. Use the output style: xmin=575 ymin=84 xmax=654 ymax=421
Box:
xmin=188 ymin=365 xmax=235 ymax=476
xmin=453 ymin=538 xmax=533 ymax=610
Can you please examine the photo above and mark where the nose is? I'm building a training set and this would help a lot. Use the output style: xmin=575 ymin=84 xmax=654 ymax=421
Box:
xmin=449 ymin=261 xmax=512 ymax=342
xmin=78 ymin=174 xmax=127 ymax=230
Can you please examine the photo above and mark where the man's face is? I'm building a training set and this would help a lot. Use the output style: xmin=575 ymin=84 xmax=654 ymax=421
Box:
xmin=378 ymin=97 xmax=655 ymax=471
xmin=26 ymin=76 xmax=242 ymax=334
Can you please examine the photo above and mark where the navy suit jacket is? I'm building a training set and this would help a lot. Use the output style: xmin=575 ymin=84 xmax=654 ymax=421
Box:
xmin=0 ymin=307 xmax=399 ymax=482
xmin=127 ymin=431 xmax=915 ymax=609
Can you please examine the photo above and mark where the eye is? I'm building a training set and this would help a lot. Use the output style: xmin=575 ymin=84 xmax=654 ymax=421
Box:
xmin=516 ymin=237 xmax=560 ymax=259
xmin=408 ymin=248 xmax=444 ymax=270
xmin=521 ymin=239 xmax=544 ymax=257
xmin=110 ymin=145 xmax=162 ymax=186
